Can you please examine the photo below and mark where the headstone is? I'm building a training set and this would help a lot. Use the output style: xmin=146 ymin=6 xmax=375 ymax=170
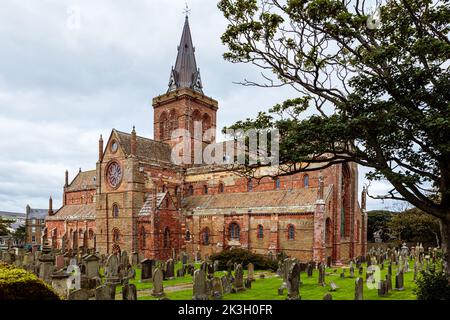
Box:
xmin=395 ymin=270 xmax=405 ymax=291
xmin=323 ymin=293 xmax=333 ymax=300
xmin=306 ymin=263 xmax=313 ymax=277
xmin=349 ymin=265 xmax=355 ymax=278
xmin=386 ymin=274 xmax=392 ymax=292
xmin=286 ymin=262 xmax=301 ymax=300
xmin=95 ymin=284 xmax=116 ymax=300
xmin=211 ymin=277 xmax=224 ymax=300
xmin=141 ymin=259 xmax=154 ymax=282
xmin=51 ymin=270 xmax=70 ymax=298
xmin=152 ymin=268 xmax=164 ymax=297
xmin=68 ymin=288 xmax=91 ymax=300
xmin=221 ymin=275 xmax=231 ymax=294
xmin=165 ymin=259 xmax=175 ymax=279
xmin=354 ymin=277 xmax=363 ymax=300
xmin=329 ymin=281 xmax=339 ymax=292
xmin=181 ymin=252 xmax=188 ymax=265
xmin=234 ymin=264 xmax=245 ymax=292
xmin=84 ymin=254 xmax=100 ymax=279
xmin=318 ymin=263 xmax=326 ymax=286
xmin=193 ymin=269 xmax=208 ymax=300
xmin=105 ymin=254 xmax=120 ymax=284
xmin=378 ymin=280 xmax=388 ymax=297
xmin=122 ymin=284 xmax=137 ymax=300
xmin=247 ymin=263 xmax=255 ymax=282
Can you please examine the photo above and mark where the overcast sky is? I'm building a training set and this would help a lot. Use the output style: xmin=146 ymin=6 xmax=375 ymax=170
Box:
xmin=0 ymin=0 xmax=403 ymax=213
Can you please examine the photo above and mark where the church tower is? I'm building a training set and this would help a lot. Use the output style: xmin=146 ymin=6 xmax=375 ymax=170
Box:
xmin=153 ymin=15 xmax=218 ymax=165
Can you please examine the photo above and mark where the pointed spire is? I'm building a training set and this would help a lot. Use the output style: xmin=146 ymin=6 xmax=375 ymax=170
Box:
xmin=99 ymin=134 xmax=104 ymax=162
xmin=48 ymin=196 xmax=54 ymax=216
xmin=65 ymin=170 xmax=69 ymax=187
xmin=168 ymin=16 xmax=203 ymax=94
xmin=131 ymin=126 xmax=137 ymax=156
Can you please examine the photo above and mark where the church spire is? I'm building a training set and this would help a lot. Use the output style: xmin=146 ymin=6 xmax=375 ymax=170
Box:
xmin=168 ymin=15 xmax=203 ymax=94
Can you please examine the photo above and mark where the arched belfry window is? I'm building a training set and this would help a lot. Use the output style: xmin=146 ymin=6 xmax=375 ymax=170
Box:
xmin=159 ymin=112 xmax=168 ymax=139
xmin=257 ymin=225 xmax=264 ymax=239
xmin=229 ymin=222 xmax=240 ymax=241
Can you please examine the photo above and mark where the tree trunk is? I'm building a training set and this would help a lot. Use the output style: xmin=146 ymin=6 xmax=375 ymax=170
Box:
xmin=439 ymin=218 xmax=450 ymax=281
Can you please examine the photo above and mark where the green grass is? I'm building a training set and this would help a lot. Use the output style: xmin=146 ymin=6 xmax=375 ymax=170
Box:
xmin=135 ymin=260 xmax=418 ymax=300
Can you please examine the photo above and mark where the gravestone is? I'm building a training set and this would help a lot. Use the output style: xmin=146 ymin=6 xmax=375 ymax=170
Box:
xmin=165 ymin=259 xmax=175 ymax=279
xmin=181 ymin=252 xmax=188 ymax=266
xmin=141 ymin=259 xmax=154 ymax=282
xmin=234 ymin=264 xmax=245 ymax=292
xmin=84 ymin=254 xmax=100 ymax=279
xmin=378 ymin=280 xmax=388 ymax=297
xmin=131 ymin=252 xmax=139 ymax=266
xmin=95 ymin=284 xmax=116 ymax=300
xmin=386 ymin=274 xmax=392 ymax=292
xmin=221 ymin=275 xmax=231 ymax=294
xmin=349 ymin=265 xmax=355 ymax=278
xmin=51 ymin=270 xmax=70 ymax=299
xmin=122 ymin=284 xmax=137 ymax=300
xmin=152 ymin=268 xmax=164 ymax=297
xmin=306 ymin=263 xmax=313 ymax=277
xmin=55 ymin=255 xmax=65 ymax=270
xmin=354 ymin=277 xmax=363 ymax=300
xmin=323 ymin=293 xmax=333 ymax=300
xmin=340 ymin=270 xmax=345 ymax=279
xmin=247 ymin=263 xmax=255 ymax=282
xmin=104 ymin=254 xmax=120 ymax=284
xmin=329 ymin=281 xmax=339 ymax=292
xmin=286 ymin=262 xmax=301 ymax=300
xmin=211 ymin=277 xmax=223 ymax=300
xmin=395 ymin=270 xmax=405 ymax=291
xmin=192 ymin=269 xmax=208 ymax=300
xmin=38 ymin=244 xmax=55 ymax=284
xmin=68 ymin=288 xmax=91 ymax=300
xmin=318 ymin=263 xmax=326 ymax=286
xmin=244 ymin=278 xmax=252 ymax=289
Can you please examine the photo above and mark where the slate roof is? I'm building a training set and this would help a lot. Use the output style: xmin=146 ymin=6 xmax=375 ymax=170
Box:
xmin=27 ymin=208 xmax=48 ymax=220
xmin=181 ymin=187 xmax=331 ymax=215
xmin=0 ymin=211 xmax=25 ymax=220
xmin=46 ymin=203 xmax=96 ymax=221
xmin=114 ymin=130 xmax=173 ymax=163
xmin=168 ymin=16 xmax=203 ymax=94
xmin=66 ymin=170 xmax=97 ymax=192
xmin=138 ymin=192 xmax=169 ymax=216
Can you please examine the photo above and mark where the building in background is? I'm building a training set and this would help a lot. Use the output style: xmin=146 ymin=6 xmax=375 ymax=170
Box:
xmin=25 ymin=205 xmax=47 ymax=249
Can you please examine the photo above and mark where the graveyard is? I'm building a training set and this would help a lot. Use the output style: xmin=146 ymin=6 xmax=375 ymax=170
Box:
xmin=1 ymin=242 xmax=443 ymax=300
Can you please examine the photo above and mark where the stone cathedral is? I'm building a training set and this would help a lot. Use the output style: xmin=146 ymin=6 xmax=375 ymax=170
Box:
xmin=44 ymin=16 xmax=368 ymax=265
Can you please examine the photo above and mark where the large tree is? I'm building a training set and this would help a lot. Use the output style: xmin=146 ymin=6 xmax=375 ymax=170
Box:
xmin=218 ymin=0 xmax=450 ymax=275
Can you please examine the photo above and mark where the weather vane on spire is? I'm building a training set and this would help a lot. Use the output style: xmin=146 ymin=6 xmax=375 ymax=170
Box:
xmin=183 ymin=2 xmax=191 ymax=17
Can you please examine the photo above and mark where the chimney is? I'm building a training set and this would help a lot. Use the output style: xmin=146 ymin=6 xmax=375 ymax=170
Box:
xmin=99 ymin=134 xmax=104 ymax=161
xmin=152 ymin=187 xmax=157 ymax=212
xmin=48 ymin=196 xmax=54 ymax=216
xmin=317 ymin=175 xmax=324 ymax=200
xmin=65 ymin=170 xmax=69 ymax=187
xmin=131 ymin=126 xmax=137 ymax=156
xmin=361 ymin=186 xmax=367 ymax=211
xmin=26 ymin=204 xmax=31 ymax=217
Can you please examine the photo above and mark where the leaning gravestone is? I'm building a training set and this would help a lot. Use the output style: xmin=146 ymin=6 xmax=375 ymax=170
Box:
xmin=193 ymin=269 xmax=208 ymax=300
xmin=354 ymin=277 xmax=364 ymax=300
xmin=152 ymin=268 xmax=164 ymax=297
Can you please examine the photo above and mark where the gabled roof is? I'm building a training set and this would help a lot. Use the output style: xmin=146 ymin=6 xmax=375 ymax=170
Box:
xmin=114 ymin=130 xmax=173 ymax=163
xmin=181 ymin=187 xmax=331 ymax=215
xmin=0 ymin=211 xmax=25 ymax=220
xmin=66 ymin=170 xmax=97 ymax=192
xmin=168 ymin=16 xmax=203 ymax=94
xmin=46 ymin=203 xmax=96 ymax=221
xmin=138 ymin=192 xmax=171 ymax=216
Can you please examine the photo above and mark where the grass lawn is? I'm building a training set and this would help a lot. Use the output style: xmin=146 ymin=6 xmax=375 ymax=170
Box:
xmin=133 ymin=260 xmax=418 ymax=300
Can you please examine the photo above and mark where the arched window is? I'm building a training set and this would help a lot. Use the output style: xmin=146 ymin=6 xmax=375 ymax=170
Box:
xmin=169 ymin=109 xmax=178 ymax=133
xmin=79 ymin=229 xmax=83 ymax=239
xmin=188 ymin=185 xmax=194 ymax=196
xmin=218 ymin=183 xmax=224 ymax=193
xmin=303 ymin=175 xmax=309 ymax=188
xmin=203 ymin=185 xmax=208 ymax=194
xmin=185 ymin=230 xmax=191 ymax=241
xmin=275 ymin=178 xmax=281 ymax=189
xmin=163 ymin=227 xmax=170 ymax=248
xmin=112 ymin=204 xmax=119 ymax=218
xmin=257 ymin=225 xmax=264 ymax=239
xmin=113 ymin=229 xmax=120 ymax=243
xmin=202 ymin=228 xmax=210 ymax=245
xmin=288 ymin=225 xmax=295 ymax=240
xmin=229 ymin=223 xmax=240 ymax=241
xmin=140 ymin=226 xmax=146 ymax=249
xmin=159 ymin=112 xmax=168 ymax=139
xmin=247 ymin=179 xmax=253 ymax=192
xmin=89 ymin=229 xmax=94 ymax=240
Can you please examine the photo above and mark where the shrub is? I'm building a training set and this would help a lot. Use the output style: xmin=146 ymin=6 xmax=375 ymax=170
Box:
xmin=0 ymin=262 xmax=60 ymax=300
xmin=414 ymin=268 xmax=450 ymax=300
xmin=209 ymin=248 xmax=278 ymax=271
